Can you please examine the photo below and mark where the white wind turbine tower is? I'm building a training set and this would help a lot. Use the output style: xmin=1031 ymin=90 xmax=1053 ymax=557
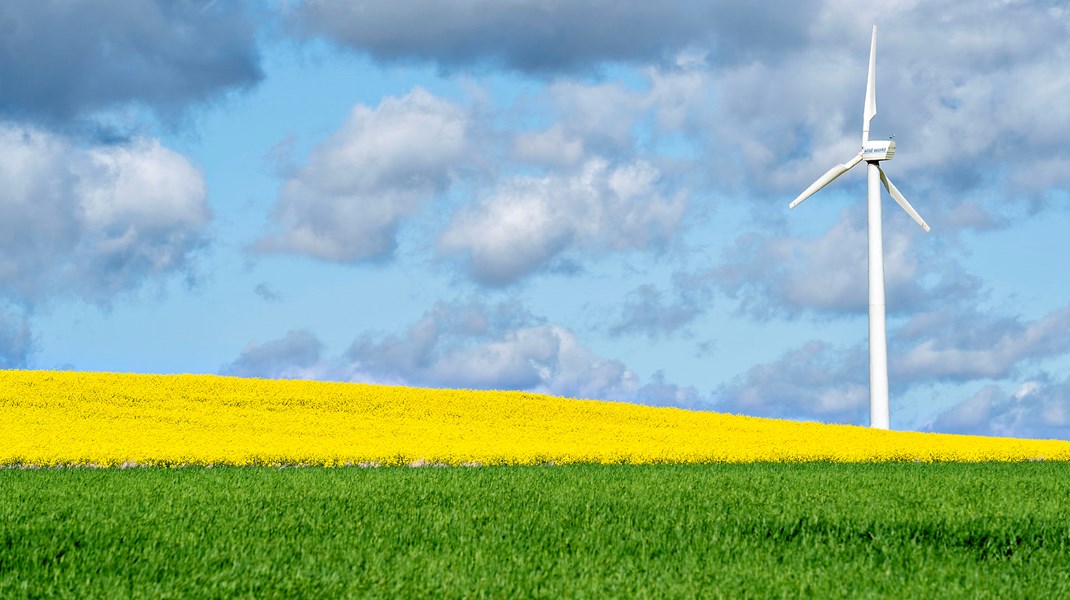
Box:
xmin=789 ymin=26 xmax=930 ymax=430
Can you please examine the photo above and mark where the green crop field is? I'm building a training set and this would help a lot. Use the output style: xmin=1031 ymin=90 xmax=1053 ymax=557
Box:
xmin=3 ymin=463 xmax=1070 ymax=598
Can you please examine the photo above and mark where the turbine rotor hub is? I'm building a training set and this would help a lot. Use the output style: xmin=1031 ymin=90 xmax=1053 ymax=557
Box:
xmin=863 ymin=140 xmax=896 ymax=161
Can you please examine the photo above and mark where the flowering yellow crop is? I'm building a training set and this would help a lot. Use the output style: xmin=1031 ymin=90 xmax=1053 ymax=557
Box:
xmin=2 ymin=369 xmax=1068 ymax=466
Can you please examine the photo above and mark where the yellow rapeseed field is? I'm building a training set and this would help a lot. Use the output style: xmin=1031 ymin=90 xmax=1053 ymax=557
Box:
xmin=2 ymin=369 xmax=1069 ymax=466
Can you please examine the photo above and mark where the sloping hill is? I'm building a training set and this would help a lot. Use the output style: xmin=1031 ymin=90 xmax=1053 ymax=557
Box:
xmin=3 ymin=370 xmax=1068 ymax=466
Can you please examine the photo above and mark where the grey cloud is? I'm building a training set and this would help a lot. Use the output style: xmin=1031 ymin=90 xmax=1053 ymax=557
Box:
xmin=0 ymin=1 xmax=261 ymax=124
xmin=635 ymin=371 xmax=707 ymax=410
xmin=255 ymin=88 xmax=474 ymax=262
xmin=609 ymin=272 xmax=713 ymax=340
xmin=439 ymin=158 xmax=685 ymax=285
xmin=346 ymin=301 xmax=643 ymax=401
xmin=512 ymin=66 xmax=709 ymax=163
xmin=290 ymin=1 xmax=813 ymax=74
xmin=510 ymin=80 xmax=660 ymax=168
xmin=712 ymin=302 xmax=1070 ymax=424
xmin=221 ymin=330 xmax=325 ymax=379
xmin=539 ymin=81 xmax=647 ymax=154
xmin=254 ymin=282 xmax=282 ymax=302
xmin=0 ymin=124 xmax=210 ymax=305
xmin=715 ymin=340 xmax=869 ymax=424
xmin=512 ymin=124 xmax=586 ymax=169
xmin=940 ymin=201 xmax=1008 ymax=232
xmin=931 ymin=385 xmax=1005 ymax=436
xmin=711 ymin=209 xmax=977 ymax=320
xmin=894 ymin=306 xmax=1070 ymax=383
xmin=0 ymin=308 xmax=33 ymax=368
xmin=930 ymin=379 xmax=1070 ymax=441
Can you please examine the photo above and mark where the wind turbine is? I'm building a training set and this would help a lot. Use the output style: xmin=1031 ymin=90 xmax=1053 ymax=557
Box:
xmin=789 ymin=26 xmax=930 ymax=430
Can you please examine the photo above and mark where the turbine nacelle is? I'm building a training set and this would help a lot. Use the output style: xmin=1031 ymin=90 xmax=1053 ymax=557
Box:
xmin=862 ymin=140 xmax=895 ymax=162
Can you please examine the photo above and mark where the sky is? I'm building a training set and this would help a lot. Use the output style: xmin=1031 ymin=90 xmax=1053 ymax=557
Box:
xmin=2 ymin=0 xmax=1070 ymax=440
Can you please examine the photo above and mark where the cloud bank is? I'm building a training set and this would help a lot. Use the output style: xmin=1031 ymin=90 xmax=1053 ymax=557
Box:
xmin=0 ymin=1 xmax=261 ymax=124
xmin=291 ymin=1 xmax=812 ymax=73
xmin=219 ymin=301 xmax=704 ymax=407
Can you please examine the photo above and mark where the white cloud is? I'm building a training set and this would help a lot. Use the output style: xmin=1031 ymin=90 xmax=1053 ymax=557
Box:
xmin=439 ymin=158 xmax=685 ymax=285
xmin=0 ymin=123 xmax=209 ymax=305
xmin=255 ymin=88 xmax=474 ymax=262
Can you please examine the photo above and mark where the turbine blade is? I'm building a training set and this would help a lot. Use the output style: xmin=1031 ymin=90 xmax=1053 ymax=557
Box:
xmin=879 ymin=167 xmax=930 ymax=232
xmin=789 ymin=153 xmax=863 ymax=209
xmin=862 ymin=26 xmax=877 ymax=143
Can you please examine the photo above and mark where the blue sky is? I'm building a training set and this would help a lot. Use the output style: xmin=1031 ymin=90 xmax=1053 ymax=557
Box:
xmin=2 ymin=1 xmax=1070 ymax=439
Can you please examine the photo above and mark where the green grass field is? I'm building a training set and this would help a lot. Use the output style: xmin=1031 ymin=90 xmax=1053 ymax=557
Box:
xmin=3 ymin=463 xmax=1069 ymax=598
